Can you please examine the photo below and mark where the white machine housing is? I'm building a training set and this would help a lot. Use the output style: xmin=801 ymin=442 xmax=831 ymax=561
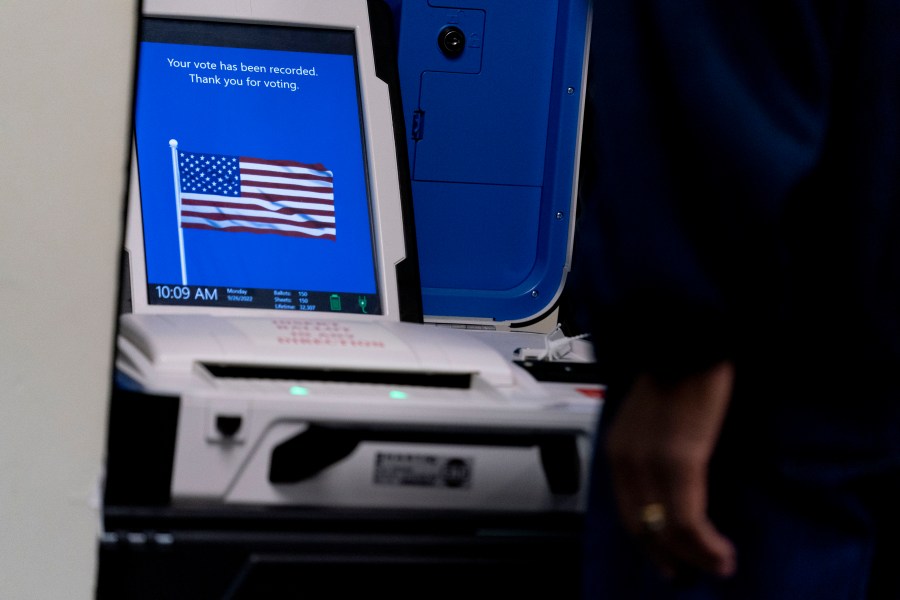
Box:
xmin=118 ymin=314 xmax=599 ymax=511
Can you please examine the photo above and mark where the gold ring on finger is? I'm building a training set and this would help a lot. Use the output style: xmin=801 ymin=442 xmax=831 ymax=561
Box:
xmin=638 ymin=503 xmax=667 ymax=534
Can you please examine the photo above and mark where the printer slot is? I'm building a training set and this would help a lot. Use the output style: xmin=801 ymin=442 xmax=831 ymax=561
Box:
xmin=202 ymin=364 xmax=472 ymax=389
xmin=268 ymin=424 xmax=581 ymax=495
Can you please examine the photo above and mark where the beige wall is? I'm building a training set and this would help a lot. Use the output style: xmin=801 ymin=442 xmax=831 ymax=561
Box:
xmin=0 ymin=1 xmax=136 ymax=597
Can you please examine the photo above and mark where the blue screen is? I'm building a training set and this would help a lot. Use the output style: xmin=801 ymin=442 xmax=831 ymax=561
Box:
xmin=134 ymin=18 xmax=381 ymax=314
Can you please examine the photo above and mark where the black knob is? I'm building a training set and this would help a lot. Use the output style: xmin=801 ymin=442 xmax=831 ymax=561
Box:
xmin=438 ymin=26 xmax=466 ymax=58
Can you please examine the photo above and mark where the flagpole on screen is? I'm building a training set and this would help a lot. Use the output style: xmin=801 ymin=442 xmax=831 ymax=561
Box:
xmin=169 ymin=139 xmax=188 ymax=285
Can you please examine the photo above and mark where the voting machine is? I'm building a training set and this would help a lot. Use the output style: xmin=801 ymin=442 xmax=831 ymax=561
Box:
xmin=99 ymin=1 xmax=597 ymax=598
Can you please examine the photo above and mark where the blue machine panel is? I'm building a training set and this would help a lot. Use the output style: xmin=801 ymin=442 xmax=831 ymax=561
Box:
xmin=393 ymin=0 xmax=590 ymax=324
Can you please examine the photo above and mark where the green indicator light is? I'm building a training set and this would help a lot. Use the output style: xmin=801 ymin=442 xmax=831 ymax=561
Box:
xmin=289 ymin=386 xmax=309 ymax=396
xmin=389 ymin=390 xmax=408 ymax=400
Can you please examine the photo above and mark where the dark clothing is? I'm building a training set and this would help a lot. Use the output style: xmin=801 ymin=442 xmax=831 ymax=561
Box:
xmin=577 ymin=0 xmax=900 ymax=596
xmin=585 ymin=425 xmax=900 ymax=599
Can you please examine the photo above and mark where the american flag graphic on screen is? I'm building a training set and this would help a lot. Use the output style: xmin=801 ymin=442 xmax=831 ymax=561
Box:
xmin=176 ymin=150 xmax=335 ymax=240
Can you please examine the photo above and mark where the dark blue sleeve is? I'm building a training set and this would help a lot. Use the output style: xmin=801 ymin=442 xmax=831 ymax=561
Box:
xmin=577 ymin=0 xmax=848 ymax=381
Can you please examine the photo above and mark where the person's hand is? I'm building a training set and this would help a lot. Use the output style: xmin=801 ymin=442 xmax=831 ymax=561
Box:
xmin=606 ymin=361 xmax=738 ymax=579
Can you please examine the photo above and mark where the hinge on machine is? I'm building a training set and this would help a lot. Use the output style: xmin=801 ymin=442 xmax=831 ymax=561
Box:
xmin=433 ymin=323 xmax=497 ymax=330
xmin=411 ymin=110 xmax=425 ymax=141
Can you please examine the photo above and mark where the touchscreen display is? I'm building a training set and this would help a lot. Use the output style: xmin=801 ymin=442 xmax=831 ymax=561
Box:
xmin=134 ymin=18 xmax=381 ymax=315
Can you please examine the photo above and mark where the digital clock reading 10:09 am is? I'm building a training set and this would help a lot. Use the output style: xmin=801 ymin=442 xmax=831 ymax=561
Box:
xmin=154 ymin=285 xmax=218 ymax=301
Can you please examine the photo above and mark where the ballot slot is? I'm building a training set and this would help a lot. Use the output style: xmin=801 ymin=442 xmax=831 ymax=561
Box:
xmin=200 ymin=363 xmax=474 ymax=389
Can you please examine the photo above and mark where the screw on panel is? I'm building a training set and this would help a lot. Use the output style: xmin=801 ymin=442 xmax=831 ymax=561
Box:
xmin=126 ymin=532 xmax=148 ymax=545
xmin=556 ymin=211 xmax=565 ymax=220
xmin=567 ymin=87 xmax=575 ymax=95
xmin=531 ymin=290 xmax=539 ymax=298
